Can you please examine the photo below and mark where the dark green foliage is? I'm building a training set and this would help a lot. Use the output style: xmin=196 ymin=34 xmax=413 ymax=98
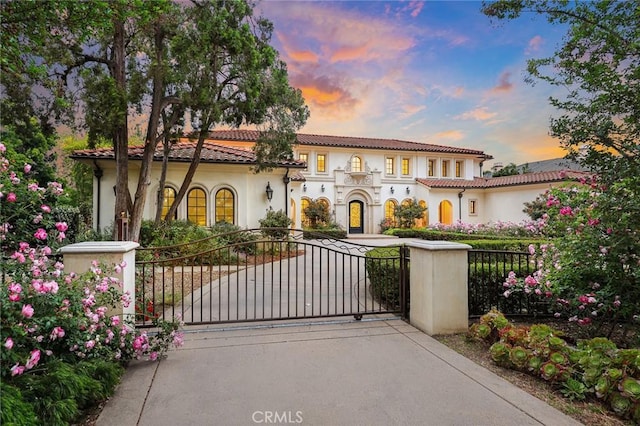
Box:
xmin=365 ymin=247 xmax=406 ymax=309
xmin=393 ymin=199 xmax=426 ymax=229
xmin=460 ymin=239 xmax=542 ymax=251
xmin=52 ymin=205 xmax=85 ymax=244
xmin=259 ymin=209 xmax=292 ymax=240
xmin=3 ymin=360 xmax=124 ymax=425
xmin=302 ymin=226 xmax=347 ymax=240
xmin=470 ymin=312 xmax=640 ymax=421
xmin=0 ymin=383 xmax=38 ymax=425
xmin=491 ymin=163 xmax=520 ymax=177
xmin=303 ymin=199 xmax=330 ymax=228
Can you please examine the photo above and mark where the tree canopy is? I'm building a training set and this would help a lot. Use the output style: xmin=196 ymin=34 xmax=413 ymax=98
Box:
xmin=1 ymin=0 xmax=309 ymax=241
xmin=482 ymin=0 xmax=639 ymax=181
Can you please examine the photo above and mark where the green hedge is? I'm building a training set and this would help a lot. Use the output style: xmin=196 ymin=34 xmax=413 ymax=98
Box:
xmin=365 ymin=247 xmax=405 ymax=309
xmin=461 ymin=239 xmax=543 ymax=251
xmin=302 ymin=227 xmax=347 ymax=240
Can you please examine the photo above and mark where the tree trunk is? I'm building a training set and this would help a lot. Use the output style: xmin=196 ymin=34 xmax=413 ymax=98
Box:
xmin=112 ymin=16 xmax=130 ymax=240
xmin=129 ymin=22 xmax=165 ymax=242
xmin=165 ymin=124 xmax=210 ymax=222
xmin=155 ymin=126 xmax=172 ymax=223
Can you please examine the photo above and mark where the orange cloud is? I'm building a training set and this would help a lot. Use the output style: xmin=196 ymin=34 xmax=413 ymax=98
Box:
xmin=455 ymin=107 xmax=497 ymax=121
xmin=433 ymin=130 xmax=465 ymax=142
xmin=491 ymin=71 xmax=514 ymax=94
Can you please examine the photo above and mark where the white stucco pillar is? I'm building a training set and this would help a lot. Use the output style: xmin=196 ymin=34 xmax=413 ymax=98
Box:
xmin=59 ymin=241 xmax=139 ymax=322
xmin=407 ymin=240 xmax=470 ymax=335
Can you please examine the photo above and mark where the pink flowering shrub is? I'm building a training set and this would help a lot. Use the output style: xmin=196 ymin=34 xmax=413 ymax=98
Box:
xmin=428 ymin=219 xmax=545 ymax=237
xmin=1 ymin=146 xmax=184 ymax=400
xmin=503 ymin=178 xmax=639 ymax=345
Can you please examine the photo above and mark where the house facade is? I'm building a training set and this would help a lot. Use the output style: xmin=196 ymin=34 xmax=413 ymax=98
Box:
xmin=72 ymin=130 xmax=586 ymax=236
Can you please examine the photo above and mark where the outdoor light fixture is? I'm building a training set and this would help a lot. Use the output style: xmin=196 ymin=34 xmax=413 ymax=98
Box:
xmin=406 ymin=186 xmax=410 ymax=194
xmin=390 ymin=186 xmax=394 ymax=194
xmin=321 ymin=184 xmax=325 ymax=192
xmin=265 ymin=182 xmax=273 ymax=201
xmin=303 ymin=183 xmax=307 ymax=192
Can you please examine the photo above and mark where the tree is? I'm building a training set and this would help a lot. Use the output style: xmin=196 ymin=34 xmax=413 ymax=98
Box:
xmin=394 ymin=199 xmax=427 ymax=229
xmin=303 ymin=200 xmax=330 ymax=228
xmin=483 ymin=1 xmax=639 ymax=330
xmin=1 ymin=0 xmax=308 ymax=242
xmin=482 ymin=1 xmax=639 ymax=180
xmin=160 ymin=1 xmax=308 ymax=230
xmin=492 ymin=162 xmax=520 ymax=177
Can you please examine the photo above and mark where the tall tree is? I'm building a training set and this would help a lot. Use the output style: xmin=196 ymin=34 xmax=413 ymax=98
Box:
xmin=1 ymin=0 xmax=307 ymax=242
xmin=160 ymin=0 xmax=308 ymax=225
xmin=482 ymin=1 xmax=639 ymax=179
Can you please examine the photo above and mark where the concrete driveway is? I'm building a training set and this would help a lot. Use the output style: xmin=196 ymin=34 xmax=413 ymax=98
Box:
xmin=96 ymin=317 xmax=580 ymax=426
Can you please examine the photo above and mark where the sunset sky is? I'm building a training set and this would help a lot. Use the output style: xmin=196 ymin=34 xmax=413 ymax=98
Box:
xmin=257 ymin=0 xmax=571 ymax=167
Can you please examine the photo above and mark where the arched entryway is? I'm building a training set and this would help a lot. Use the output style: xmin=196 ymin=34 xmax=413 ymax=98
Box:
xmin=439 ymin=200 xmax=453 ymax=225
xmin=348 ymin=200 xmax=364 ymax=234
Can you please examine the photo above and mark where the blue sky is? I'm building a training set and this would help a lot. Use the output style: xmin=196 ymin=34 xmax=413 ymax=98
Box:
xmin=257 ymin=0 xmax=571 ymax=167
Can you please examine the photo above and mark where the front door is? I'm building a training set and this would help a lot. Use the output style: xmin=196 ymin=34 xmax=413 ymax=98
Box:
xmin=349 ymin=200 xmax=364 ymax=234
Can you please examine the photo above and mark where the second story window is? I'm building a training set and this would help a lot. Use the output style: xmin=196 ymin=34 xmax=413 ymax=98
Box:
xmin=351 ymin=156 xmax=362 ymax=172
xmin=299 ymin=153 xmax=308 ymax=170
xmin=455 ymin=161 xmax=463 ymax=178
xmin=428 ymin=159 xmax=435 ymax=177
xmin=442 ymin=160 xmax=450 ymax=177
xmin=317 ymin=154 xmax=326 ymax=173
xmin=386 ymin=157 xmax=395 ymax=175
xmin=401 ymin=158 xmax=410 ymax=175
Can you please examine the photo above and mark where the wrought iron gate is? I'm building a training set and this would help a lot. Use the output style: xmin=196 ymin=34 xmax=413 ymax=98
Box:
xmin=135 ymin=229 xmax=409 ymax=327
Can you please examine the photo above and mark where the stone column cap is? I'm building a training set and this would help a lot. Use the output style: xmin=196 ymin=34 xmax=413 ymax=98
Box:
xmin=59 ymin=241 xmax=140 ymax=254
xmin=406 ymin=240 xmax=471 ymax=251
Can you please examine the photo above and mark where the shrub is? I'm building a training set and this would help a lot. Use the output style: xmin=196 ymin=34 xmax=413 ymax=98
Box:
xmin=303 ymin=199 xmax=330 ymax=228
xmin=0 ymin=148 xmax=184 ymax=423
xmin=259 ymin=209 xmax=292 ymax=240
xmin=365 ymin=246 xmax=406 ymax=309
xmin=468 ymin=312 xmax=640 ymax=422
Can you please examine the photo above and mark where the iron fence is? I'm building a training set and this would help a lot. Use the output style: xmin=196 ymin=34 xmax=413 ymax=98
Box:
xmin=468 ymin=249 xmax=551 ymax=317
xmin=135 ymin=229 xmax=408 ymax=327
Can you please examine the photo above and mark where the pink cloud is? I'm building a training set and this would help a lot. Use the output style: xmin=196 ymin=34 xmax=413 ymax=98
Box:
xmin=491 ymin=71 xmax=514 ymax=94
xmin=526 ymin=35 xmax=543 ymax=55
xmin=455 ymin=107 xmax=498 ymax=121
xmin=399 ymin=104 xmax=426 ymax=119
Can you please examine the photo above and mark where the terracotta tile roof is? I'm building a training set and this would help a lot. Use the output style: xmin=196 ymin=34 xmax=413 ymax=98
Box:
xmin=71 ymin=141 xmax=305 ymax=168
xmin=204 ymin=129 xmax=492 ymax=158
xmin=417 ymin=170 xmax=590 ymax=189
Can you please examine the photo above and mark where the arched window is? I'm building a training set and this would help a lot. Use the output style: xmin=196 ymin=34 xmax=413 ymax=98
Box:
xmin=439 ymin=200 xmax=453 ymax=225
xmin=215 ymin=188 xmax=235 ymax=224
xmin=187 ymin=188 xmax=207 ymax=226
xmin=161 ymin=187 xmax=177 ymax=220
xmin=384 ymin=199 xmax=398 ymax=227
xmin=351 ymin=156 xmax=362 ymax=172
xmin=415 ymin=200 xmax=428 ymax=227
xmin=300 ymin=197 xmax=311 ymax=227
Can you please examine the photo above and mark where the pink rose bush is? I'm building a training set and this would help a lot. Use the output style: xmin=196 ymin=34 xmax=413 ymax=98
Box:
xmin=1 ymin=148 xmax=184 ymax=423
xmin=502 ymin=178 xmax=639 ymax=343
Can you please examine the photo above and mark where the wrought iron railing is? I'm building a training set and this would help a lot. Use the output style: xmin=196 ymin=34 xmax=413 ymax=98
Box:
xmin=468 ymin=249 xmax=551 ymax=317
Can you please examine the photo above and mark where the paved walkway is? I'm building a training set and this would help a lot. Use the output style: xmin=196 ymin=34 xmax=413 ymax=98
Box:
xmin=96 ymin=317 xmax=581 ymax=426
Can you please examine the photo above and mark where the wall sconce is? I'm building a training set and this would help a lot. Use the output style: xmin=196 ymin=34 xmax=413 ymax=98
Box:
xmin=303 ymin=183 xmax=307 ymax=192
xmin=390 ymin=186 xmax=394 ymax=194
xmin=406 ymin=186 xmax=410 ymax=194
xmin=321 ymin=184 xmax=325 ymax=192
xmin=265 ymin=182 xmax=273 ymax=201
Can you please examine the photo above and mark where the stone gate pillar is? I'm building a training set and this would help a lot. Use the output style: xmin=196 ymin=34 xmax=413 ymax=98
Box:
xmin=407 ymin=240 xmax=470 ymax=335
xmin=59 ymin=241 xmax=139 ymax=322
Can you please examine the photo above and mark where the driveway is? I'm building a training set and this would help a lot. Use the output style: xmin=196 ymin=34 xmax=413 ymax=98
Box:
xmin=97 ymin=317 xmax=580 ymax=426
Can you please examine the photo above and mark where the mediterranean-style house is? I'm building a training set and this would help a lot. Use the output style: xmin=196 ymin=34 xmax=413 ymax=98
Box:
xmin=71 ymin=130 xmax=586 ymax=235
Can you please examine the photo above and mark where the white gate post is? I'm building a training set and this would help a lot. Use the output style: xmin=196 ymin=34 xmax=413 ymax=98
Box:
xmin=59 ymin=241 xmax=139 ymax=323
xmin=407 ymin=240 xmax=470 ymax=335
